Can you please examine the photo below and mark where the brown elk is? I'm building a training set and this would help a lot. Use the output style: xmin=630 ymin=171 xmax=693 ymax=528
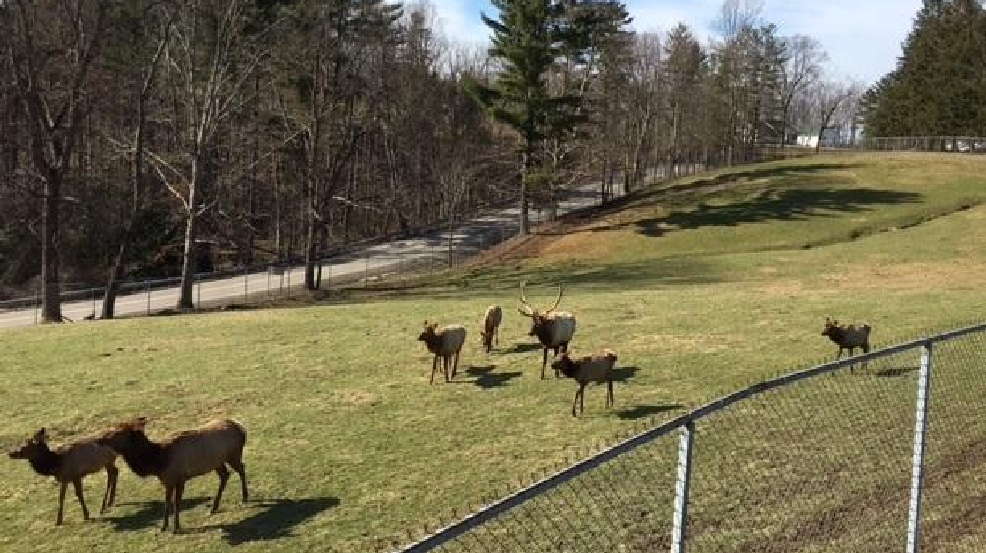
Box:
xmin=551 ymin=350 xmax=618 ymax=417
xmin=418 ymin=321 xmax=467 ymax=383
xmin=97 ymin=417 xmax=248 ymax=533
xmin=480 ymin=305 xmax=503 ymax=353
xmin=518 ymin=281 xmax=577 ymax=379
xmin=821 ymin=317 xmax=873 ymax=373
xmin=8 ymin=428 xmax=119 ymax=525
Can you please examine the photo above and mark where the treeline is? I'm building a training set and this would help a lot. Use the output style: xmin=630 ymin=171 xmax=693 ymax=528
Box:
xmin=0 ymin=0 xmax=853 ymax=319
xmin=862 ymin=0 xmax=986 ymax=136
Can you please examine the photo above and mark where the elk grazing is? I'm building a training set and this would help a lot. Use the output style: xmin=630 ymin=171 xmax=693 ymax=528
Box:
xmin=7 ymin=428 xmax=119 ymax=525
xmin=418 ymin=321 xmax=467 ymax=384
xmin=518 ymin=281 xmax=577 ymax=379
xmin=96 ymin=417 xmax=248 ymax=533
xmin=551 ymin=349 xmax=618 ymax=417
xmin=822 ymin=317 xmax=873 ymax=372
xmin=480 ymin=305 xmax=503 ymax=353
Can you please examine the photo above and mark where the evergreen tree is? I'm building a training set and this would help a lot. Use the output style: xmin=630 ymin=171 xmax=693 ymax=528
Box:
xmin=862 ymin=0 xmax=986 ymax=136
xmin=464 ymin=0 xmax=580 ymax=236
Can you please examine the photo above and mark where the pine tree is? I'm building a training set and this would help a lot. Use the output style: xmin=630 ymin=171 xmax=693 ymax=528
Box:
xmin=862 ymin=0 xmax=986 ymax=137
xmin=464 ymin=0 xmax=580 ymax=236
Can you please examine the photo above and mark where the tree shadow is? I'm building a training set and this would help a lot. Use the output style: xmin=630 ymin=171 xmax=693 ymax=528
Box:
xmin=185 ymin=497 xmax=340 ymax=544
xmin=635 ymin=187 xmax=922 ymax=237
xmin=616 ymin=404 xmax=684 ymax=420
xmin=106 ymin=497 xmax=210 ymax=531
xmin=463 ymin=365 xmax=523 ymax=389
xmin=875 ymin=365 xmax=919 ymax=378
xmin=611 ymin=366 xmax=640 ymax=382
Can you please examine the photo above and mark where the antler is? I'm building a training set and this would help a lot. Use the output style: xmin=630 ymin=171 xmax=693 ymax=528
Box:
xmin=520 ymin=280 xmax=533 ymax=310
xmin=545 ymin=284 xmax=565 ymax=313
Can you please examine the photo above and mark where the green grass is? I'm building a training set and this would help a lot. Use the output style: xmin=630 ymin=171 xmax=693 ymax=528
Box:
xmin=1 ymin=151 xmax=986 ymax=553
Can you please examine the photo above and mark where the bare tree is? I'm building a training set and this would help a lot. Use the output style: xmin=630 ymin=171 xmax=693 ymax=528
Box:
xmin=779 ymin=35 xmax=826 ymax=147
xmin=813 ymin=80 xmax=863 ymax=153
xmin=146 ymin=0 xmax=272 ymax=309
xmin=1 ymin=0 xmax=110 ymax=322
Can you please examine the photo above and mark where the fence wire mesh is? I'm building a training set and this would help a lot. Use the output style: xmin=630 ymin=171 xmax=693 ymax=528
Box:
xmin=394 ymin=323 xmax=986 ymax=553
xmin=921 ymin=331 xmax=986 ymax=553
xmin=416 ymin=432 xmax=679 ymax=553
xmin=687 ymin=348 xmax=919 ymax=553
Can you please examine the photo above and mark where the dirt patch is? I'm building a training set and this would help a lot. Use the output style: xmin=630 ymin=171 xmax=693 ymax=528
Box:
xmin=821 ymin=261 xmax=986 ymax=293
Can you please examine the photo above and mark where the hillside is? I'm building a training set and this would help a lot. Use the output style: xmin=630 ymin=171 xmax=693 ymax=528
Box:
xmin=1 ymin=152 xmax=985 ymax=553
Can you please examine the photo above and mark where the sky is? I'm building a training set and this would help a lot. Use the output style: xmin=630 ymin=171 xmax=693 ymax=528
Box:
xmin=425 ymin=0 xmax=924 ymax=85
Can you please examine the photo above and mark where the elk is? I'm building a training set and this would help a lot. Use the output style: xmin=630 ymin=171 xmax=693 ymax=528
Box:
xmin=821 ymin=317 xmax=873 ymax=372
xmin=418 ymin=321 xmax=467 ymax=384
xmin=518 ymin=281 xmax=577 ymax=379
xmin=7 ymin=428 xmax=119 ymax=525
xmin=480 ymin=305 xmax=503 ymax=353
xmin=96 ymin=417 xmax=248 ymax=533
xmin=551 ymin=349 xmax=618 ymax=417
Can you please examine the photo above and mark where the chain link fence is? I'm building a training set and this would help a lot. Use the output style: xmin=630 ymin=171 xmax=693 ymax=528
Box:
xmin=388 ymin=322 xmax=986 ymax=553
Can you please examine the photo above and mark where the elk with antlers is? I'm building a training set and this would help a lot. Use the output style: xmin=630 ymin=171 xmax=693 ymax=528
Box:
xmin=518 ymin=281 xmax=577 ymax=379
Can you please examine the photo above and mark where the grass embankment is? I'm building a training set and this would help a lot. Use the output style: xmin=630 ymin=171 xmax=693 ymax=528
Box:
xmin=1 ymin=152 xmax=985 ymax=553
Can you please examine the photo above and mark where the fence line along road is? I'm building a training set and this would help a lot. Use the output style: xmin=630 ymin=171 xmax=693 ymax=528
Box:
xmin=0 ymin=180 xmax=627 ymax=330
xmin=388 ymin=321 xmax=986 ymax=553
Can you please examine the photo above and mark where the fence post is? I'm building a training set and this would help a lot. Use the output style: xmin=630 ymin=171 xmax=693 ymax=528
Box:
xmin=906 ymin=342 xmax=933 ymax=553
xmin=670 ymin=421 xmax=696 ymax=553
xmin=244 ymin=265 xmax=249 ymax=303
xmin=145 ymin=280 xmax=151 ymax=315
xmin=34 ymin=291 xmax=39 ymax=324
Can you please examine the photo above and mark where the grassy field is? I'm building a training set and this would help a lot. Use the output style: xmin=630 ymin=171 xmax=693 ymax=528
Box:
xmin=1 ymin=152 xmax=986 ymax=553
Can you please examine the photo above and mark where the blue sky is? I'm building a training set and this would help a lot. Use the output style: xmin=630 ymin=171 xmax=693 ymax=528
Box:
xmin=425 ymin=0 xmax=923 ymax=85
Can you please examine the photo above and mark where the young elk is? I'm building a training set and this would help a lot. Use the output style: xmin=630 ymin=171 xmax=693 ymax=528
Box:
xmin=480 ymin=305 xmax=503 ymax=353
xmin=8 ymin=428 xmax=119 ymax=525
xmin=418 ymin=321 xmax=467 ymax=384
xmin=551 ymin=349 xmax=618 ymax=417
xmin=518 ymin=281 xmax=577 ymax=379
xmin=97 ymin=417 xmax=248 ymax=533
xmin=822 ymin=317 xmax=873 ymax=373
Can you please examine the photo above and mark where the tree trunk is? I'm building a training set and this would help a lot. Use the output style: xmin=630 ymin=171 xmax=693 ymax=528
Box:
xmin=177 ymin=158 xmax=200 ymax=309
xmin=40 ymin=174 xmax=62 ymax=323
xmin=101 ymin=222 xmax=132 ymax=320
xmin=519 ymin=150 xmax=530 ymax=236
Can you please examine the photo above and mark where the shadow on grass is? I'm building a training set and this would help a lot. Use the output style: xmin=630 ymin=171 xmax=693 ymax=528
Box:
xmin=216 ymin=497 xmax=339 ymax=545
xmin=875 ymin=365 xmax=919 ymax=378
xmin=616 ymin=404 xmax=684 ymax=420
xmin=510 ymin=343 xmax=543 ymax=354
xmin=634 ymin=187 xmax=922 ymax=238
xmin=107 ymin=497 xmax=210 ymax=531
xmin=462 ymin=365 xmax=523 ymax=388
xmin=611 ymin=366 xmax=641 ymax=382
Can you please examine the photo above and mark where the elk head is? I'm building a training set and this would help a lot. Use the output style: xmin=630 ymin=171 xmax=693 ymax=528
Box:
xmin=518 ymin=281 xmax=565 ymax=336
xmin=8 ymin=428 xmax=47 ymax=459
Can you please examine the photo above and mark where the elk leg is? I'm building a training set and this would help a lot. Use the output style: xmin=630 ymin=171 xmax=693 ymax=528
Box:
xmin=554 ymin=346 xmax=563 ymax=378
xmin=57 ymin=480 xmax=67 ymax=525
xmin=580 ymin=383 xmax=586 ymax=415
xmin=72 ymin=478 xmax=90 ymax=520
xmin=161 ymin=485 xmax=173 ymax=532
xmin=451 ymin=351 xmax=460 ymax=379
xmin=211 ymin=465 xmax=230 ymax=514
xmin=541 ymin=347 xmax=548 ymax=380
xmin=572 ymin=388 xmax=580 ymax=417
xmin=430 ymin=355 xmax=438 ymax=384
xmin=229 ymin=458 xmax=249 ymax=502
xmin=102 ymin=464 xmax=119 ymax=513
xmin=173 ymin=481 xmax=185 ymax=533
xmin=607 ymin=380 xmax=614 ymax=409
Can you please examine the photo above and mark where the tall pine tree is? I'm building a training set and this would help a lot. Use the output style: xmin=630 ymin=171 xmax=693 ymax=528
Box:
xmin=464 ymin=0 xmax=581 ymax=236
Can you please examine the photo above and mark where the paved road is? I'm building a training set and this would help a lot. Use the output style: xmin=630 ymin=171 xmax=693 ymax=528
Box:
xmin=0 ymin=183 xmax=622 ymax=330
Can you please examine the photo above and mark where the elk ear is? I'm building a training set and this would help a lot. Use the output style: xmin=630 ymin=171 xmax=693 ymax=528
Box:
xmin=33 ymin=428 xmax=47 ymax=442
xmin=518 ymin=306 xmax=533 ymax=317
xmin=130 ymin=416 xmax=148 ymax=430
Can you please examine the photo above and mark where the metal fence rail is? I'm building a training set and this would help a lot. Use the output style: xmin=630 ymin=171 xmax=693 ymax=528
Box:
xmin=391 ymin=322 xmax=986 ymax=553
